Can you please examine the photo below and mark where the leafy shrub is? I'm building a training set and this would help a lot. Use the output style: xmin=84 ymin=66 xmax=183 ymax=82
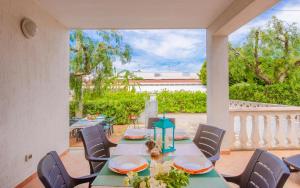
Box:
xmin=70 ymin=84 xmax=300 ymax=125
xmin=156 ymin=91 xmax=206 ymax=113
xmin=229 ymin=83 xmax=300 ymax=106
xmin=82 ymin=91 xmax=149 ymax=124
xmin=70 ymin=91 xmax=207 ymax=124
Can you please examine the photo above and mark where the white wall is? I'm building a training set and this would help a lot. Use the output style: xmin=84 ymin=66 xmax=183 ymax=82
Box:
xmin=0 ymin=0 xmax=69 ymax=187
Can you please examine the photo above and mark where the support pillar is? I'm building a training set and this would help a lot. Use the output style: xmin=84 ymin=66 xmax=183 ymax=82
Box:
xmin=206 ymin=30 xmax=231 ymax=150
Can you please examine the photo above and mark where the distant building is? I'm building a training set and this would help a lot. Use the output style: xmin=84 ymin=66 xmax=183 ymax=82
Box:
xmin=129 ymin=72 xmax=206 ymax=93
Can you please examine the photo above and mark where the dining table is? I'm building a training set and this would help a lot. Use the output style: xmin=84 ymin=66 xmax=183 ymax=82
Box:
xmin=69 ymin=115 xmax=106 ymax=131
xmin=92 ymin=128 xmax=229 ymax=188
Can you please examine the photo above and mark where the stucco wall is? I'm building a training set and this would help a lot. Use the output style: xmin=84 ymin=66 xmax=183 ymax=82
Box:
xmin=0 ymin=0 xmax=69 ymax=187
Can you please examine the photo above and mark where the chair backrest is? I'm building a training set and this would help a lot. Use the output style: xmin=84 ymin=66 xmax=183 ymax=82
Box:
xmin=147 ymin=117 xmax=175 ymax=129
xmin=80 ymin=124 xmax=110 ymax=173
xmin=240 ymin=149 xmax=290 ymax=188
xmin=193 ymin=124 xmax=225 ymax=159
xmin=37 ymin=151 xmax=71 ymax=188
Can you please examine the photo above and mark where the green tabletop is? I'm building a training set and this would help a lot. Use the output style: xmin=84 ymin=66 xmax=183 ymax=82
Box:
xmin=92 ymin=129 xmax=229 ymax=188
xmin=92 ymin=161 xmax=228 ymax=188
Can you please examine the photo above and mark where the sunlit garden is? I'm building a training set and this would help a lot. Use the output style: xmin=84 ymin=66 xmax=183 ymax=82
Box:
xmin=70 ymin=16 xmax=300 ymax=126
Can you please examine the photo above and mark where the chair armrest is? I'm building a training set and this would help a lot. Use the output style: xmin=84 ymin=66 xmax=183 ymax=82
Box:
xmin=208 ymin=153 xmax=220 ymax=163
xmin=87 ymin=156 xmax=110 ymax=162
xmin=104 ymin=134 xmax=117 ymax=147
xmin=107 ymin=139 xmax=117 ymax=147
xmin=283 ymin=156 xmax=300 ymax=172
xmin=73 ymin=173 xmax=98 ymax=185
xmin=222 ymin=174 xmax=241 ymax=185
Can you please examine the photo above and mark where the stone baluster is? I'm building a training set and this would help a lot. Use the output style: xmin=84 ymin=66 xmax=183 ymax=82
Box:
xmin=233 ymin=115 xmax=242 ymax=149
xmin=239 ymin=114 xmax=248 ymax=148
xmin=271 ymin=115 xmax=280 ymax=148
xmin=281 ymin=115 xmax=291 ymax=147
xmin=275 ymin=115 xmax=290 ymax=147
xmin=289 ymin=115 xmax=297 ymax=146
xmin=265 ymin=115 xmax=279 ymax=148
xmin=293 ymin=115 xmax=300 ymax=146
xmin=246 ymin=115 xmax=254 ymax=148
xmin=257 ymin=115 xmax=266 ymax=148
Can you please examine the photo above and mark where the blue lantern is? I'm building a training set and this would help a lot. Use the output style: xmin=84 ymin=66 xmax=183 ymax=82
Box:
xmin=153 ymin=116 xmax=175 ymax=153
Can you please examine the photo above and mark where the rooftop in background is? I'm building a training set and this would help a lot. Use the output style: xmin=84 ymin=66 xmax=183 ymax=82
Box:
xmin=134 ymin=72 xmax=199 ymax=80
xmin=130 ymin=72 xmax=204 ymax=92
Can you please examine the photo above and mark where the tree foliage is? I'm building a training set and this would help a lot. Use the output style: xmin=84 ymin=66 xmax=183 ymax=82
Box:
xmin=230 ymin=16 xmax=300 ymax=85
xmin=198 ymin=61 xmax=207 ymax=85
xmin=69 ymin=30 xmax=132 ymax=116
xmin=109 ymin=69 xmax=142 ymax=92
xmin=229 ymin=83 xmax=300 ymax=106
xmin=199 ymin=17 xmax=300 ymax=87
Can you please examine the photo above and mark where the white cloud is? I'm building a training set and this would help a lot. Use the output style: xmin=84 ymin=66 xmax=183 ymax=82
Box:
xmin=274 ymin=2 xmax=300 ymax=25
xmin=123 ymin=30 xmax=205 ymax=59
xmin=114 ymin=54 xmax=203 ymax=73
xmin=230 ymin=0 xmax=300 ymax=45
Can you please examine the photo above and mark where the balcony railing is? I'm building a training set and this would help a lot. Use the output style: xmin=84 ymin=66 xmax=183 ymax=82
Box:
xmin=229 ymin=100 xmax=300 ymax=150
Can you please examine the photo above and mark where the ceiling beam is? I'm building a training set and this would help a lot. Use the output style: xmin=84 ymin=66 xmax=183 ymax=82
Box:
xmin=208 ymin=0 xmax=279 ymax=36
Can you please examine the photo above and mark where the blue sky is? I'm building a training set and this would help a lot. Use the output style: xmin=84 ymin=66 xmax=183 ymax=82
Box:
xmin=85 ymin=0 xmax=300 ymax=73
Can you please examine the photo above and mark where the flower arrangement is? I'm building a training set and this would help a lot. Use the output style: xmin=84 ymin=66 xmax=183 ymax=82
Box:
xmin=123 ymin=160 xmax=189 ymax=188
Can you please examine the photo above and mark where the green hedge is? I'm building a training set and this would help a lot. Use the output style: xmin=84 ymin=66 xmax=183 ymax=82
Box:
xmin=70 ymin=91 xmax=207 ymax=124
xmin=70 ymin=84 xmax=300 ymax=124
xmin=82 ymin=92 xmax=148 ymax=124
xmin=157 ymin=91 xmax=206 ymax=113
xmin=229 ymin=83 xmax=300 ymax=106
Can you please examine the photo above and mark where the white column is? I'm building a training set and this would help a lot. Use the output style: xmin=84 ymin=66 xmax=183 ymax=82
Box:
xmin=206 ymin=31 xmax=230 ymax=149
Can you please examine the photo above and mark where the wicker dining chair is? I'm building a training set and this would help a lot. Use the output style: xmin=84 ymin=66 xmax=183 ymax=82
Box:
xmin=147 ymin=117 xmax=175 ymax=129
xmin=224 ymin=149 xmax=290 ymax=188
xmin=193 ymin=124 xmax=225 ymax=165
xmin=80 ymin=125 xmax=117 ymax=174
xmin=37 ymin=151 xmax=97 ymax=188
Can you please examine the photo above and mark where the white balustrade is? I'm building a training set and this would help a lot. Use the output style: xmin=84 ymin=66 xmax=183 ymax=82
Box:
xmin=229 ymin=101 xmax=300 ymax=150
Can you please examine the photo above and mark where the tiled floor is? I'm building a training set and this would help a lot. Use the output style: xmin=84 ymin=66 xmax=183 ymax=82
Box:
xmin=22 ymin=149 xmax=300 ymax=188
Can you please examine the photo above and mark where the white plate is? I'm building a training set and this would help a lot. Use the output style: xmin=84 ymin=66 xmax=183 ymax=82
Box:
xmin=174 ymin=156 xmax=213 ymax=174
xmin=174 ymin=130 xmax=190 ymax=140
xmin=108 ymin=156 xmax=148 ymax=174
xmin=124 ymin=129 xmax=147 ymax=139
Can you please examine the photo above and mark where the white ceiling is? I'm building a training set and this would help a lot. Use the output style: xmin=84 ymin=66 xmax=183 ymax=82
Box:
xmin=36 ymin=0 xmax=235 ymax=29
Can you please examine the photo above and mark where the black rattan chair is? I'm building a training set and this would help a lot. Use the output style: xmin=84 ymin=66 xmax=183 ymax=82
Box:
xmin=80 ymin=125 xmax=117 ymax=174
xmin=224 ymin=149 xmax=290 ymax=188
xmin=147 ymin=117 xmax=175 ymax=129
xmin=193 ymin=124 xmax=225 ymax=165
xmin=283 ymin=154 xmax=300 ymax=172
xmin=37 ymin=151 xmax=96 ymax=188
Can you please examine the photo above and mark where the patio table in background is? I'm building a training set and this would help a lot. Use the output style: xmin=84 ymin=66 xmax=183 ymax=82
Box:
xmin=92 ymin=128 xmax=229 ymax=188
xmin=69 ymin=116 xmax=106 ymax=131
xmin=69 ymin=116 xmax=106 ymax=142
